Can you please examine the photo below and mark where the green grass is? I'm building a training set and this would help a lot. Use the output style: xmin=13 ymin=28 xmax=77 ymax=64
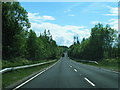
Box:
xmin=2 ymin=58 xmax=53 ymax=69
xmin=2 ymin=60 xmax=57 ymax=88
xmin=75 ymin=58 xmax=119 ymax=72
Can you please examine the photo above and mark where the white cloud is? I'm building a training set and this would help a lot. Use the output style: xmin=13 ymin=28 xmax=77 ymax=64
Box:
xmin=91 ymin=21 xmax=102 ymax=24
xmin=108 ymin=18 xmax=118 ymax=30
xmin=101 ymin=6 xmax=118 ymax=30
xmin=64 ymin=9 xmax=72 ymax=13
xmin=104 ymin=14 xmax=118 ymax=16
xmin=42 ymin=16 xmax=55 ymax=20
xmin=64 ymin=9 xmax=75 ymax=17
xmin=104 ymin=6 xmax=118 ymax=16
xmin=28 ymin=12 xmax=56 ymax=22
xmin=91 ymin=18 xmax=118 ymax=31
xmin=30 ymin=22 xmax=90 ymax=47
xmin=68 ymin=14 xmax=75 ymax=16
xmin=18 ymin=0 xmax=119 ymax=2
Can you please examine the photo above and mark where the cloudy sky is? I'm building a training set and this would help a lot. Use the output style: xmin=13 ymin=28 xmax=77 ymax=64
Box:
xmin=20 ymin=2 xmax=118 ymax=47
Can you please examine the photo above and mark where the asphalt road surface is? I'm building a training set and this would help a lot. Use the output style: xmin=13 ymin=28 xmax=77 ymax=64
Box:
xmin=16 ymin=53 xmax=119 ymax=88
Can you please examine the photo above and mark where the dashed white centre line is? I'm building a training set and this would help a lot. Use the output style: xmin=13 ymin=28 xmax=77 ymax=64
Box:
xmin=74 ymin=69 xmax=77 ymax=72
xmin=84 ymin=78 xmax=95 ymax=87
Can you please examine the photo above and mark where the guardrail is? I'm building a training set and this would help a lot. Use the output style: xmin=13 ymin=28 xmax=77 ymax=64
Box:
xmin=69 ymin=57 xmax=98 ymax=64
xmin=0 ymin=60 xmax=56 ymax=74
xmin=80 ymin=60 xmax=98 ymax=64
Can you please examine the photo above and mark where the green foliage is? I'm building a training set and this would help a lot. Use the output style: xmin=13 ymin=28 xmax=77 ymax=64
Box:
xmin=26 ymin=30 xmax=38 ymax=60
xmin=2 ymin=2 xmax=30 ymax=60
xmin=69 ymin=23 xmax=118 ymax=61
xmin=2 ymin=2 xmax=62 ymax=61
xmin=2 ymin=58 xmax=50 ymax=69
xmin=2 ymin=61 xmax=56 ymax=88
xmin=58 ymin=46 xmax=68 ymax=55
xmin=75 ymin=58 xmax=119 ymax=72
xmin=34 ymin=30 xmax=60 ymax=60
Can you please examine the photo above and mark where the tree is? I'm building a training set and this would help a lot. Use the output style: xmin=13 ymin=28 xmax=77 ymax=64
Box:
xmin=2 ymin=2 xmax=65 ymax=61
xmin=68 ymin=23 xmax=117 ymax=61
xmin=2 ymin=2 xmax=30 ymax=60
xmin=118 ymin=34 xmax=120 ymax=57
xmin=81 ymin=38 xmax=85 ymax=43
xmin=77 ymin=36 xmax=80 ymax=44
xmin=26 ymin=30 xmax=39 ymax=60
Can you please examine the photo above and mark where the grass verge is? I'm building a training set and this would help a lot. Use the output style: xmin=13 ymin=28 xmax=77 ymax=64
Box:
xmin=74 ymin=58 xmax=119 ymax=72
xmin=2 ymin=56 xmax=61 ymax=69
xmin=2 ymin=60 xmax=57 ymax=88
xmin=2 ymin=58 xmax=52 ymax=69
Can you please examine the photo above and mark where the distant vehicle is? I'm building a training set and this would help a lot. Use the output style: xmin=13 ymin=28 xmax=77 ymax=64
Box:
xmin=62 ymin=54 xmax=64 ymax=57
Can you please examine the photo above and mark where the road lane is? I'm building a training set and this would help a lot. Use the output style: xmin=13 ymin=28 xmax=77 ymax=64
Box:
xmin=66 ymin=57 xmax=119 ymax=88
xmin=19 ymin=57 xmax=93 ymax=88
xmin=15 ymin=54 xmax=118 ymax=88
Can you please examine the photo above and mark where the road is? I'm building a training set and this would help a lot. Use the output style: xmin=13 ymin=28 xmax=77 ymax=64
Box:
xmin=15 ymin=53 xmax=119 ymax=88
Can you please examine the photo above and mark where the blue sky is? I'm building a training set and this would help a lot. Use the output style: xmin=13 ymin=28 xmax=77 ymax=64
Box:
xmin=20 ymin=2 xmax=118 ymax=47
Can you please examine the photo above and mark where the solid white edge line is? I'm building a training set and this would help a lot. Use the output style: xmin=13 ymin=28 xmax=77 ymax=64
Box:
xmin=74 ymin=69 xmax=77 ymax=72
xmin=102 ymin=68 xmax=119 ymax=74
xmin=70 ymin=59 xmax=119 ymax=74
xmin=84 ymin=78 xmax=95 ymax=86
xmin=13 ymin=60 xmax=59 ymax=90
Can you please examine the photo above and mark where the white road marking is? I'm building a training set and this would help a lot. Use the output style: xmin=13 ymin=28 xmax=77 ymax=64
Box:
xmin=69 ymin=65 xmax=72 ymax=67
xmin=84 ymin=78 xmax=95 ymax=86
xmin=74 ymin=69 xmax=77 ymax=72
xmin=13 ymin=61 xmax=59 ymax=90
xmin=102 ymin=68 xmax=119 ymax=74
xmin=102 ymin=69 xmax=111 ymax=72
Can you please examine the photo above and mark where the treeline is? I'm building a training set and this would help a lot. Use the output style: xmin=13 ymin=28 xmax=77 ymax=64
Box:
xmin=2 ymin=2 xmax=62 ymax=61
xmin=58 ymin=46 xmax=68 ymax=54
xmin=68 ymin=23 xmax=120 ymax=61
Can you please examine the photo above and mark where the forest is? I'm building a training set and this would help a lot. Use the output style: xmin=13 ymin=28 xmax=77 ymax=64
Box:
xmin=2 ymin=2 xmax=67 ymax=62
xmin=2 ymin=2 xmax=120 ymax=63
xmin=2 ymin=2 xmax=120 ymax=89
xmin=68 ymin=23 xmax=120 ymax=61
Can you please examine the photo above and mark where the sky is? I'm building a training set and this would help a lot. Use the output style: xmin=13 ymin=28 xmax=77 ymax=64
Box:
xmin=20 ymin=2 xmax=118 ymax=47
